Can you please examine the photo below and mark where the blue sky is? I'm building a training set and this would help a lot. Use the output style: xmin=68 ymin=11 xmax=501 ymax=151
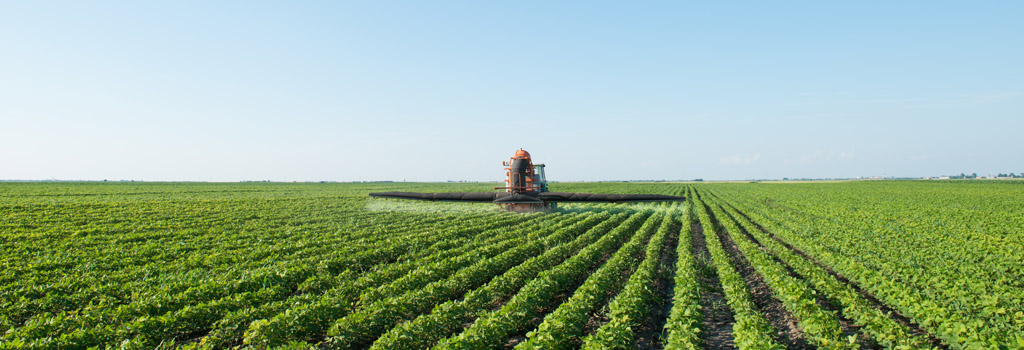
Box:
xmin=2 ymin=1 xmax=1022 ymax=181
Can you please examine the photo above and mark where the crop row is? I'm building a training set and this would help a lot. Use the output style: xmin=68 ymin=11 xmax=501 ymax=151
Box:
xmin=691 ymin=190 xmax=783 ymax=349
xmin=706 ymin=182 xmax=1024 ymax=349
xmin=430 ymin=211 xmax=651 ymax=349
xmin=314 ymin=213 xmax=604 ymax=349
xmin=3 ymin=210 xmax=532 ymax=348
xmin=366 ymin=212 xmax=621 ymax=350
xmin=188 ymin=212 xmax=572 ymax=349
xmin=704 ymin=195 xmax=855 ymax=349
xmin=6 ymin=181 xmax=1017 ymax=349
xmin=580 ymin=210 xmax=679 ymax=349
xmin=660 ymin=200 xmax=702 ymax=350
xmin=189 ymin=213 xmax=538 ymax=349
xmin=0 ymin=208 xmax=478 ymax=330
xmin=710 ymin=191 xmax=936 ymax=349
xmin=516 ymin=211 xmax=666 ymax=350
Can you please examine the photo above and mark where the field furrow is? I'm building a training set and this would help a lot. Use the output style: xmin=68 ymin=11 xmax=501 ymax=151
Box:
xmin=2 ymin=181 xmax=1020 ymax=350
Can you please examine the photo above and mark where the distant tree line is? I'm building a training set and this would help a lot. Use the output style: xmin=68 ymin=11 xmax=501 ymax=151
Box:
xmin=947 ymin=173 xmax=1022 ymax=179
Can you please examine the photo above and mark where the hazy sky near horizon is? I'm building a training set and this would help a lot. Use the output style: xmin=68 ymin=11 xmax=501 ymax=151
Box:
xmin=2 ymin=2 xmax=1022 ymax=181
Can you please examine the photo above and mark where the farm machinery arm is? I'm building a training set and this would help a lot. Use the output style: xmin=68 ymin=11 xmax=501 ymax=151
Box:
xmin=369 ymin=191 xmax=684 ymax=204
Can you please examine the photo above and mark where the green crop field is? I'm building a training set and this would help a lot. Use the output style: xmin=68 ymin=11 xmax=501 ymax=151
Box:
xmin=1 ymin=181 xmax=1022 ymax=349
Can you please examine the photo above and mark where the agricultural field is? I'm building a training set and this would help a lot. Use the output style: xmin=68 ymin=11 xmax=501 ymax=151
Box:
xmin=1 ymin=181 xmax=1022 ymax=349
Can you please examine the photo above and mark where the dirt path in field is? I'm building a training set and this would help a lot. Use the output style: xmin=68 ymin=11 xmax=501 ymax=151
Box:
xmin=719 ymin=199 xmax=948 ymax=349
xmin=633 ymin=219 xmax=681 ymax=349
xmin=700 ymin=199 xmax=813 ymax=350
xmin=690 ymin=205 xmax=737 ymax=350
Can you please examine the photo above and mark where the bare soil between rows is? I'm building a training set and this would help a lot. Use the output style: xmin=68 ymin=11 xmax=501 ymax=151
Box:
xmin=503 ymin=214 xmax=650 ymax=349
xmin=716 ymin=203 xmax=881 ymax=350
xmin=633 ymin=219 xmax=681 ymax=349
xmin=699 ymin=195 xmax=813 ymax=350
xmin=720 ymin=199 xmax=948 ymax=349
xmin=690 ymin=207 xmax=737 ymax=350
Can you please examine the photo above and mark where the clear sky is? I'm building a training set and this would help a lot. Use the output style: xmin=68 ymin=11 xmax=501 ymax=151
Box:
xmin=2 ymin=2 xmax=1022 ymax=181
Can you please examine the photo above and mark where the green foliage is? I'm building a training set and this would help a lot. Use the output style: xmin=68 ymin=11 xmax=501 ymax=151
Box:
xmin=516 ymin=212 xmax=665 ymax=350
xmin=692 ymin=192 xmax=785 ymax=350
xmin=2 ymin=181 xmax=1018 ymax=349
xmin=581 ymin=211 xmax=679 ymax=350
xmin=706 ymin=197 xmax=854 ymax=349
xmin=702 ymin=181 xmax=1024 ymax=349
xmin=661 ymin=201 xmax=702 ymax=350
